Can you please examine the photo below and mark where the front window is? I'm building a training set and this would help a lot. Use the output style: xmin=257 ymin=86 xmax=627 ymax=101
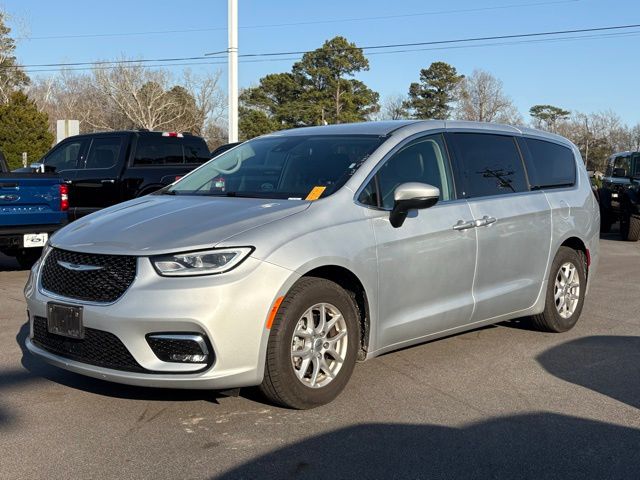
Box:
xmin=167 ymin=135 xmax=384 ymax=200
xmin=612 ymin=155 xmax=631 ymax=177
xmin=43 ymin=140 xmax=85 ymax=172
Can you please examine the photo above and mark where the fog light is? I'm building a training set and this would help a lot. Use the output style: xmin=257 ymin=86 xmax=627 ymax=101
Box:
xmin=169 ymin=353 xmax=207 ymax=363
xmin=147 ymin=334 xmax=210 ymax=364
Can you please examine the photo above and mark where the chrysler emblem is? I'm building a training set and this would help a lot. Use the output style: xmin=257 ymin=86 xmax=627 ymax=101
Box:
xmin=57 ymin=261 xmax=104 ymax=272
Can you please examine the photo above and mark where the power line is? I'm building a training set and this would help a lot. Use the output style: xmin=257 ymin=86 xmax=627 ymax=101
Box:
xmin=21 ymin=29 xmax=640 ymax=74
xmin=207 ymin=22 xmax=640 ymax=57
xmin=15 ymin=0 xmax=580 ymax=41
xmin=11 ymin=22 xmax=640 ymax=72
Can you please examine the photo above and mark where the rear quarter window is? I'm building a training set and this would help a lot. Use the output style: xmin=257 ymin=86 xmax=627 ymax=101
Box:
xmin=449 ymin=133 xmax=528 ymax=198
xmin=183 ymin=138 xmax=211 ymax=164
xmin=522 ymin=138 xmax=576 ymax=189
xmin=133 ymin=136 xmax=195 ymax=166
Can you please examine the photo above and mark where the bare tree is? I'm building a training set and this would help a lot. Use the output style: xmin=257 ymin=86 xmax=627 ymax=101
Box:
xmin=183 ymin=70 xmax=226 ymax=134
xmin=0 ymin=10 xmax=29 ymax=104
xmin=380 ymin=94 xmax=409 ymax=120
xmin=455 ymin=69 xmax=522 ymax=124
xmin=92 ymin=63 xmax=188 ymax=131
xmin=30 ymin=63 xmax=226 ymax=137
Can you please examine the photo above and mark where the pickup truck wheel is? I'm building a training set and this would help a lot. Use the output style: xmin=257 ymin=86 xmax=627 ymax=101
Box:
xmin=260 ymin=277 xmax=359 ymax=409
xmin=530 ymin=247 xmax=586 ymax=333
xmin=15 ymin=249 xmax=42 ymax=269
xmin=620 ymin=214 xmax=631 ymax=240
xmin=628 ymin=215 xmax=640 ymax=242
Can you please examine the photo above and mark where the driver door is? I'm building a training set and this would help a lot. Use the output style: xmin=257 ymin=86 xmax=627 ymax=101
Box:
xmin=358 ymin=134 xmax=477 ymax=350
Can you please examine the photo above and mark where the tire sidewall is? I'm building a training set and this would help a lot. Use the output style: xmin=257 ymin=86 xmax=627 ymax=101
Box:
xmin=269 ymin=278 xmax=360 ymax=408
xmin=545 ymin=247 xmax=587 ymax=332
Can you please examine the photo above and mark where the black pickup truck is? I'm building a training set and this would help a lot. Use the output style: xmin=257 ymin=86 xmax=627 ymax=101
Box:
xmin=21 ymin=130 xmax=211 ymax=219
xmin=598 ymin=151 xmax=640 ymax=241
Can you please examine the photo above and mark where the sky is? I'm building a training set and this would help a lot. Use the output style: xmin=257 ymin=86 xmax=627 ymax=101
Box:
xmin=1 ymin=0 xmax=639 ymax=125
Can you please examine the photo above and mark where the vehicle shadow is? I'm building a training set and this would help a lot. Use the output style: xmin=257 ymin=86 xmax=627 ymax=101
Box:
xmin=12 ymin=322 xmax=233 ymax=404
xmin=536 ymin=335 xmax=640 ymax=409
xmin=0 ymin=253 xmax=23 ymax=272
xmin=214 ymin=415 xmax=640 ymax=479
xmin=600 ymin=224 xmax=628 ymax=242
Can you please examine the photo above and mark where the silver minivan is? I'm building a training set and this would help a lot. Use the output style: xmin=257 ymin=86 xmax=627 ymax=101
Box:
xmin=24 ymin=121 xmax=600 ymax=409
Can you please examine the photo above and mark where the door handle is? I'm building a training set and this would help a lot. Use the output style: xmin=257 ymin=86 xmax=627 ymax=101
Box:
xmin=101 ymin=179 xmax=116 ymax=184
xmin=475 ymin=215 xmax=497 ymax=227
xmin=453 ymin=220 xmax=476 ymax=231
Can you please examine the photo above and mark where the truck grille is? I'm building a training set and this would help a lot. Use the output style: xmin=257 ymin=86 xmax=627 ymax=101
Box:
xmin=32 ymin=316 xmax=145 ymax=372
xmin=41 ymin=248 xmax=137 ymax=303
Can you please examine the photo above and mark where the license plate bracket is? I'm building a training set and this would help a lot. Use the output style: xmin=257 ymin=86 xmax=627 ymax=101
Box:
xmin=47 ymin=303 xmax=84 ymax=339
xmin=24 ymin=233 xmax=48 ymax=248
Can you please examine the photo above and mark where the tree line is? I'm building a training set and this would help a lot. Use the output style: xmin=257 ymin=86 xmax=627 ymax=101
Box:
xmin=239 ymin=36 xmax=639 ymax=172
xmin=1 ymin=10 xmax=638 ymax=172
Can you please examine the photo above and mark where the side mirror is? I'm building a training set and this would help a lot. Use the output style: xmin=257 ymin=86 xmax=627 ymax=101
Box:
xmin=612 ymin=167 xmax=627 ymax=178
xmin=30 ymin=162 xmax=45 ymax=173
xmin=389 ymin=182 xmax=440 ymax=228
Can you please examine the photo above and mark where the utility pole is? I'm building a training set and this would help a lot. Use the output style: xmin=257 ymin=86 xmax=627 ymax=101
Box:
xmin=228 ymin=0 xmax=239 ymax=143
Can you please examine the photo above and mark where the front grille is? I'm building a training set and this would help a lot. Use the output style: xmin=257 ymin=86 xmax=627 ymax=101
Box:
xmin=32 ymin=316 xmax=145 ymax=372
xmin=41 ymin=248 xmax=137 ymax=303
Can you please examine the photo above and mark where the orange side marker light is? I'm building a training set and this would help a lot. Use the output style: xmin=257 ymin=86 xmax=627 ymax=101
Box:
xmin=266 ymin=296 xmax=284 ymax=329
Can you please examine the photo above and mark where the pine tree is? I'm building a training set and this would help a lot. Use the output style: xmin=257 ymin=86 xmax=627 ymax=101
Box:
xmin=0 ymin=11 xmax=29 ymax=104
xmin=404 ymin=62 xmax=464 ymax=120
xmin=0 ymin=92 xmax=54 ymax=169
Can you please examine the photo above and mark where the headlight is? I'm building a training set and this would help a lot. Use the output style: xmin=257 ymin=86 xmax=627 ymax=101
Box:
xmin=151 ymin=247 xmax=253 ymax=277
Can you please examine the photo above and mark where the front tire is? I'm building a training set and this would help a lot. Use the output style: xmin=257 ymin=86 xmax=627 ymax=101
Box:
xmin=530 ymin=247 xmax=586 ymax=333
xmin=260 ymin=277 xmax=360 ymax=409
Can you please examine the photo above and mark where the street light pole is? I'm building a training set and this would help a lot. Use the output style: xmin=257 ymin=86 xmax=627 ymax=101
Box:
xmin=228 ymin=0 xmax=239 ymax=143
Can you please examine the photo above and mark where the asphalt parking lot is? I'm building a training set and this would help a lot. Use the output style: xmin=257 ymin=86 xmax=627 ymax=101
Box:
xmin=1 ymin=233 xmax=639 ymax=479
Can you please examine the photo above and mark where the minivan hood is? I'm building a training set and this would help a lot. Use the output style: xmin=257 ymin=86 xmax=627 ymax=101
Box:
xmin=51 ymin=195 xmax=310 ymax=255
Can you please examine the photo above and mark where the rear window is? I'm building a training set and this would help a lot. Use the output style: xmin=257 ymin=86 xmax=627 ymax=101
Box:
xmin=183 ymin=137 xmax=211 ymax=164
xmin=83 ymin=136 xmax=123 ymax=169
xmin=449 ymin=133 xmax=528 ymax=198
xmin=523 ymin=138 xmax=576 ymax=189
xmin=132 ymin=135 xmax=208 ymax=166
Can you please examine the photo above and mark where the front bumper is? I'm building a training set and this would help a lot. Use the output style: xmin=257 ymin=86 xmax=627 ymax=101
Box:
xmin=0 ymin=223 xmax=66 ymax=251
xmin=25 ymin=255 xmax=299 ymax=390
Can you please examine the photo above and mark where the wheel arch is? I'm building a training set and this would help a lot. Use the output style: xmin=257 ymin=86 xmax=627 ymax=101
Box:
xmin=300 ymin=265 xmax=371 ymax=360
xmin=559 ymin=236 xmax=590 ymax=279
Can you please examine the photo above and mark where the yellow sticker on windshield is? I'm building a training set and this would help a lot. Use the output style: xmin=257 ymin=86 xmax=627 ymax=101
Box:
xmin=305 ymin=186 xmax=326 ymax=201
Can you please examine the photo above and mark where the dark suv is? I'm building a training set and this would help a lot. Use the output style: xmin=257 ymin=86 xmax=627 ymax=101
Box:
xmin=31 ymin=131 xmax=211 ymax=219
xmin=598 ymin=151 xmax=640 ymax=241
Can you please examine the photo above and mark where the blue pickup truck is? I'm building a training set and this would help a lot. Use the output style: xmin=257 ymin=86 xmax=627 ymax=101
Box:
xmin=0 ymin=172 xmax=68 ymax=268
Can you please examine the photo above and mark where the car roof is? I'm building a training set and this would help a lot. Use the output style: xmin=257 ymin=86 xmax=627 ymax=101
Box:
xmin=264 ymin=120 xmax=575 ymax=148
xmin=63 ymin=131 xmax=203 ymax=140
xmin=266 ymin=120 xmax=421 ymax=137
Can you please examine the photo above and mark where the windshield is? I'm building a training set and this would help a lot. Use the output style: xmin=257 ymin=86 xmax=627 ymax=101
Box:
xmin=167 ymin=134 xmax=384 ymax=200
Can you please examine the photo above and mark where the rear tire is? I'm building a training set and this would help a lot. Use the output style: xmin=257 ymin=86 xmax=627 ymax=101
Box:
xmin=260 ymin=277 xmax=359 ymax=409
xmin=530 ymin=247 xmax=586 ymax=333
xmin=627 ymin=214 xmax=640 ymax=242
xmin=620 ymin=214 xmax=631 ymax=241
